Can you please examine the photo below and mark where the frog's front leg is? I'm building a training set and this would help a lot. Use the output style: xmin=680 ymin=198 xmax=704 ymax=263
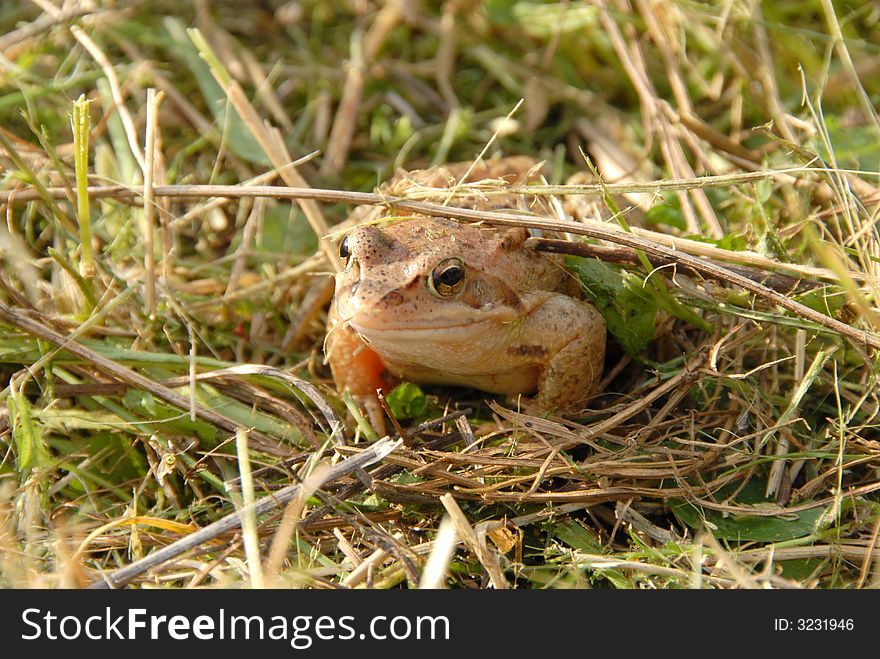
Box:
xmin=325 ymin=304 xmax=392 ymax=436
xmin=518 ymin=294 xmax=607 ymax=411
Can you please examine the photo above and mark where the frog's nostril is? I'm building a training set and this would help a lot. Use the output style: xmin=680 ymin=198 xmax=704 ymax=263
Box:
xmin=350 ymin=279 xmax=360 ymax=295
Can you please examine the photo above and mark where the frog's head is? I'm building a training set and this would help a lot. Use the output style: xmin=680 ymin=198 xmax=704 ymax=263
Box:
xmin=331 ymin=217 xmax=531 ymax=343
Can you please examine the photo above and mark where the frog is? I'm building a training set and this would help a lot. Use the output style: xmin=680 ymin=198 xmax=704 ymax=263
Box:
xmin=324 ymin=157 xmax=606 ymax=434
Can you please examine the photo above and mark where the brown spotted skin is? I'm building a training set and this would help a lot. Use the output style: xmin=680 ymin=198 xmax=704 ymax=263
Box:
xmin=325 ymin=158 xmax=606 ymax=434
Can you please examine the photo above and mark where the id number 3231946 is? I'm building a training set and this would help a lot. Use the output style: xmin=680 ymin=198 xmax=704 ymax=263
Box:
xmin=774 ymin=619 xmax=854 ymax=631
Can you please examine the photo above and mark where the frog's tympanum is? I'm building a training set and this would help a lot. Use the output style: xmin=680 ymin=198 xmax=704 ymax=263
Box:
xmin=325 ymin=158 xmax=606 ymax=432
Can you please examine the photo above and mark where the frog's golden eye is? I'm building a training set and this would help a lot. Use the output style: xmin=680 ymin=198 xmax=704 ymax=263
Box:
xmin=339 ymin=235 xmax=351 ymax=266
xmin=428 ymin=258 xmax=466 ymax=298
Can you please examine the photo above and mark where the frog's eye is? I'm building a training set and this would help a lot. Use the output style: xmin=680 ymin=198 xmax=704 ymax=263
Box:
xmin=339 ymin=235 xmax=351 ymax=266
xmin=428 ymin=258 xmax=466 ymax=298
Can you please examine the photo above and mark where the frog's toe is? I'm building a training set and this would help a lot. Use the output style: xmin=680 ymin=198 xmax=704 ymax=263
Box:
xmin=356 ymin=393 xmax=387 ymax=438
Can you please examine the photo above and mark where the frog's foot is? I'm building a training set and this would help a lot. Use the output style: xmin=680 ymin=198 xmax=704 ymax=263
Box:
xmin=352 ymin=392 xmax=388 ymax=439
xmin=532 ymin=299 xmax=607 ymax=412
xmin=325 ymin=306 xmax=393 ymax=439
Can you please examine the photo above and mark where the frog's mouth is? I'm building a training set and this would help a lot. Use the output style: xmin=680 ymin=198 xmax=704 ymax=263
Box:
xmin=337 ymin=294 xmax=519 ymax=340
xmin=348 ymin=315 xmax=491 ymax=336
xmin=347 ymin=316 xmax=511 ymax=376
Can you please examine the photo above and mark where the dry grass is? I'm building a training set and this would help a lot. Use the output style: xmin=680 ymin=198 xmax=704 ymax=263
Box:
xmin=1 ymin=0 xmax=879 ymax=589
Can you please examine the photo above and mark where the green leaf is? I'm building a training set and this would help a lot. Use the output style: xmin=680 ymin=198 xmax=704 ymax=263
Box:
xmin=645 ymin=199 xmax=687 ymax=230
xmin=552 ymin=521 xmax=632 ymax=588
xmin=683 ymin=233 xmax=748 ymax=252
xmin=392 ymin=471 xmax=422 ymax=485
xmin=756 ymin=177 xmax=773 ymax=204
xmin=795 ymin=285 xmax=846 ymax=317
xmin=253 ymin=205 xmax=317 ymax=256
xmin=486 ymin=1 xmax=598 ymax=36
xmin=9 ymin=393 xmax=52 ymax=470
xmin=553 ymin=520 xmax=604 ymax=554
xmin=567 ymin=257 xmax=657 ymax=357
xmin=670 ymin=480 xmax=828 ymax=542
xmin=820 ymin=114 xmax=880 ymax=168
xmin=162 ymin=18 xmax=269 ymax=166
xmin=778 ymin=558 xmax=824 ymax=582
xmin=386 ymin=382 xmax=429 ymax=420
xmin=123 ymin=388 xmax=158 ymax=416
